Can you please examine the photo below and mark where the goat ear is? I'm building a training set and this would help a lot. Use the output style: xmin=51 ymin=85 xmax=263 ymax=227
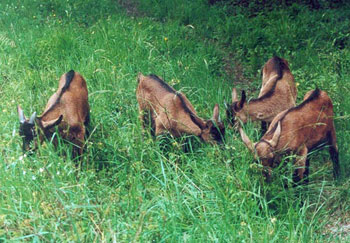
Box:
xmin=232 ymin=88 xmax=238 ymax=102
xmin=212 ymin=104 xmax=219 ymax=122
xmin=237 ymin=90 xmax=246 ymax=109
xmin=268 ymin=121 xmax=281 ymax=148
xmin=41 ymin=115 xmax=63 ymax=130
xmin=17 ymin=105 xmax=26 ymax=123
xmin=239 ymin=126 xmax=256 ymax=155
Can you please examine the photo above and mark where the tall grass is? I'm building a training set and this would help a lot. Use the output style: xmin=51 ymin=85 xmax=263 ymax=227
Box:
xmin=0 ymin=0 xmax=349 ymax=241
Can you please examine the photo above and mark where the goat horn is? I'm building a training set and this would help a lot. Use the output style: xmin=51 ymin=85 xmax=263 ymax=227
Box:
xmin=29 ymin=112 xmax=37 ymax=124
xmin=267 ymin=121 xmax=281 ymax=148
xmin=212 ymin=104 xmax=219 ymax=122
xmin=17 ymin=105 xmax=26 ymax=123
xmin=190 ymin=113 xmax=206 ymax=130
xmin=224 ymin=100 xmax=228 ymax=109
xmin=239 ymin=126 xmax=256 ymax=155
xmin=232 ymin=88 xmax=238 ymax=102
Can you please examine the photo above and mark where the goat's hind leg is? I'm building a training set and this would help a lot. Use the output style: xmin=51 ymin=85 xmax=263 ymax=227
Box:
xmin=84 ymin=111 xmax=91 ymax=138
xmin=328 ymin=128 xmax=340 ymax=179
xmin=303 ymin=157 xmax=310 ymax=184
xmin=140 ymin=109 xmax=156 ymax=138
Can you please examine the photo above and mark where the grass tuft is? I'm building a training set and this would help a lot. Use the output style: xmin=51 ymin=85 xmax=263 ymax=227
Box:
xmin=0 ymin=0 xmax=349 ymax=241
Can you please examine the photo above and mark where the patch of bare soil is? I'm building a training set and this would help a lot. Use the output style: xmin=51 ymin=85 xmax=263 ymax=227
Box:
xmin=223 ymin=52 xmax=248 ymax=85
xmin=321 ymin=181 xmax=350 ymax=241
xmin=116 ymin=0 xmax=255 ymax=92
xmin=222 ymin=51 xmax=261 ymax=97
xmin=324 ymin=211 xmax=350 ymax=240
xmin=117 ymin=0 xmax=143 ymax=17
xmin=325 ymin=213 xmax=350 ymax=240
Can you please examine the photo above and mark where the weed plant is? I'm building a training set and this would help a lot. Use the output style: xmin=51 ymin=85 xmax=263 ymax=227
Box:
xmin=0 ymin=0 xmax=349 ymax=241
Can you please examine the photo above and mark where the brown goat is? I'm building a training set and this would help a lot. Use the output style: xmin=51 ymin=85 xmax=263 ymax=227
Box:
xmin=17 ymin=70 xmax=90 ymax=158
xmin=239 ymin=88 xmax=339 ymax=182
xmin=226 ymin=56 xmax=297 ymax=132
xmin=136 ymin=73 xmax=225 ymax=144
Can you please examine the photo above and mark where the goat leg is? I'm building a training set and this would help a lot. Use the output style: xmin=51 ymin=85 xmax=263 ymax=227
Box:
xmin=293 ymin=146 xmax=308 ymax=184
xmin=328 ymin=129 xmax=339 ymax=179
xmin=261 ymin=121 xmax=268 ymax=136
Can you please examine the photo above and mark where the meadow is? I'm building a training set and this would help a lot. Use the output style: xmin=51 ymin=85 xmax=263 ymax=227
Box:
xmin=0 ymin=0 xmax=350 ymax=241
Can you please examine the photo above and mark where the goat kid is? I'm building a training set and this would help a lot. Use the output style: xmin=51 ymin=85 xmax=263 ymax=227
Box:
xmin=239 ymin=88 xmax=339 ymax=183
xmin=136 ymin=73 xmax=225 ymax=144
xmin=226 ymin=56 xmax=297 ymax=132
xmin=18 ymin=70 xmax=90 ymax=158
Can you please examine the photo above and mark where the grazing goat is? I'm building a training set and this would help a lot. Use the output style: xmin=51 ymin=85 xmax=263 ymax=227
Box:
xmin=17 ymin=70 xmax=90 ymax=158
xmin=226 ymin=56 xmax=297 ymax=132
xmin=136 ymin=73 xmax=225 ymax=144
xmin=239 ymin=88 xmax=339 ymax=183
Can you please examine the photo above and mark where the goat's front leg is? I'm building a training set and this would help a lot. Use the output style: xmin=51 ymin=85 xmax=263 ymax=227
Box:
xmin=261 ymin=121 xmax=268 ymax=136
xmin=69 ymin=125 xmax=85 ymax=160
xmin=293 ymin=145 xmax=308 ymax=183
xmin=76 ymin=129 xmax=85 ymax=157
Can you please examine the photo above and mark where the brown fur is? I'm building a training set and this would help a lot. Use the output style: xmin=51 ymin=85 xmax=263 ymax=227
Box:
xmin=227 ymin=57 xmax=297 ymax=128
xmin=240 ymin=89 xmax=339 ymax=182
xmin=18 ymin=70 xmax=90 ymax=158
xmin=136 ymin=73 xmax=225 ymax=143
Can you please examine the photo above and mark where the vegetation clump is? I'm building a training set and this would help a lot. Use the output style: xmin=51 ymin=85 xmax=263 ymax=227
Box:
xmin=0 ymin=0 xmax=349 ymax=241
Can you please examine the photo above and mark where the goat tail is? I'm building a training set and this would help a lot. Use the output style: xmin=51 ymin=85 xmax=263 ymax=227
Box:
xmin=314 ymin=85 xmax=320 ymax=93
xmin=137 ymin=72 xmax=143 ymax=83
xmin=272 ymin=56 xmax=288 ymax=79
xmin=61 ymin=70 xmax=75 ymax=93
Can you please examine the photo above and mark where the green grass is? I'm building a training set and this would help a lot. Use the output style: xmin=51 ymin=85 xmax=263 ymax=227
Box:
xmin=0 ymin=0 xmax=350 ymax=241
